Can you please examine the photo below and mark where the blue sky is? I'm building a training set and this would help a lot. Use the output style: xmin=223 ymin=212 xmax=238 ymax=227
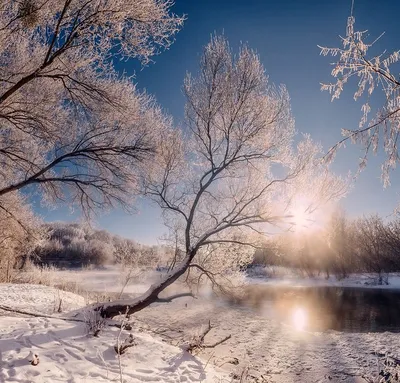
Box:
xmin=39 ymin=0 xmax=400 ymax=244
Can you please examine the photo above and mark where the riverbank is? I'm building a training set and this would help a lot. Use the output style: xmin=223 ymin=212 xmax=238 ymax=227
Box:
xmin=0 ymin=284 xmax=227 ymax=383
xmin=135 ymin=294 xmax=400 ymax=382
xmin=4 ymin=267 xmax=400 ymax=382
xmin=247 ymin=266 xmax=400 ymax=290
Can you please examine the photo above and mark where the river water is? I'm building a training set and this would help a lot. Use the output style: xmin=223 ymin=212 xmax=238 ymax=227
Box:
xmin=242 ymin=285 xmax=400 ymax=333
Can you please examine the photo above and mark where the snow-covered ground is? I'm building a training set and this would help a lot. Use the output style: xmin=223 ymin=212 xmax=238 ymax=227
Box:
xmin=0 ymin=284 xmax=228 ymax=383
xmin=4 ymin=267 xmax=400 ymax=382
xmin=135 ymin=295 xmax=400 ymax=383
xmin=0 ymin=283 xmax=86 ymax=314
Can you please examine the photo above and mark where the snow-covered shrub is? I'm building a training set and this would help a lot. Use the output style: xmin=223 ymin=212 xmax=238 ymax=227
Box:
xmin=82 ymin=308 xmax=106 ymax=337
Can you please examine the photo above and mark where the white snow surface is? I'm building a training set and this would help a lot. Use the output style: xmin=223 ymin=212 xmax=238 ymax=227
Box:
xmin=0 ymin=284 xmax=227 ymax=383
xmin=3 ymin=269 xmax=400 ymax=382
xmin=0 ymin=283 xmax=86 ymax=313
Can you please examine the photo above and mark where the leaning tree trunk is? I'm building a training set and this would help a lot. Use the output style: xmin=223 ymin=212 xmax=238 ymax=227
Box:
xmin=95 ymin=250 xmax=196 ymax=318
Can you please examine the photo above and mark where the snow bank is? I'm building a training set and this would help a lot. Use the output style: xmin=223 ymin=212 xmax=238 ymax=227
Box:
xmin=0 ymin=316 xmax=226 ymax=382
xmin=0 ymin=284 xmax=227 ymax=383
xmin=0 ymin=283 xmax=86 ymax=314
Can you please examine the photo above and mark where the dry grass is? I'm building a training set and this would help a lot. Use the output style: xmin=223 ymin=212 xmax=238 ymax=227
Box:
xmin=9 ymin=264 xmax=118 ymax=305
xmin=13 ymin=264 xmax=59 ymax=286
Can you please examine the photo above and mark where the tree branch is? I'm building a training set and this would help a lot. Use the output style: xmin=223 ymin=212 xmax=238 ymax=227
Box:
xmin=156 ymin=292 xmax=195 ymax=303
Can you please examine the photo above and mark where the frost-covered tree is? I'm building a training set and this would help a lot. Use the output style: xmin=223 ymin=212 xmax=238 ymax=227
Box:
xmin=0 ymin=192 xmax=44 ymax=281
xmin=98 ymin=36 xmax=346 ymax=318
xmin=0 ymin=0 xmax=183 ymax=215
xmin=319 ymin=8 xmax=400 ymax=186
xmin=325 ymin=209 xmax=354 ymax=279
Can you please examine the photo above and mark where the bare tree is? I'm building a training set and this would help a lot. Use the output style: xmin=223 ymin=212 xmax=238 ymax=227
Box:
xmin=352 ymin=215 xmax=400 ymax=281
xmin=325 ymin=208 xmax=354 ymax=279
xmin=97 ymin=36 xmax=346 ymax=318
xmin=0 ymin=0 xmax=183 ymax=216
xmin=319 ymin=6 xmax=400 ymax=186
xmin=353 ymin=215 xmax=390 ymax=281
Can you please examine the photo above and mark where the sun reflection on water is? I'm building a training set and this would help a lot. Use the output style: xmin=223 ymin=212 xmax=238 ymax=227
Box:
xmin=292 ymin=307 xmax=307 ymax=331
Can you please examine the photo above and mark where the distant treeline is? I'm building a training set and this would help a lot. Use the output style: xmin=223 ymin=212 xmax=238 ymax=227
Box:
xmin=253 ymin=212 xmax=400 ymax=280
xmin=32 ymin=222 xmax=170 ymax=268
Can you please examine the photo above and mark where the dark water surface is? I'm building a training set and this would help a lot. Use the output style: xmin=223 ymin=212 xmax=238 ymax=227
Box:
xmin=243 ymin=285 xmax=400 ymax=333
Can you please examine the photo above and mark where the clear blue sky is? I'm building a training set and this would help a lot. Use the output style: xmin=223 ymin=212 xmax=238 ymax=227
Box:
xmin=38 ymin=0 xmax=400 ymax=244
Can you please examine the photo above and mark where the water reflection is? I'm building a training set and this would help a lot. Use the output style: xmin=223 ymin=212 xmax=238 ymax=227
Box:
xmin=241 ymin=285 xmax=400 ymax=333
xmin=291 ymin=307 xmax=307 ymax=331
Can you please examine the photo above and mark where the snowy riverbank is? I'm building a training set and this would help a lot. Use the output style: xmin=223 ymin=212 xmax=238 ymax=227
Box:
xmin=0 ymin=284 xmax=227 ymax=383
xmin=135 ymin=294 xmax=400 ymax=383
xmin=247 ymin=266 xmax=400 ymax=290
xmin=3 ymin=267 xmax=400 ymax=382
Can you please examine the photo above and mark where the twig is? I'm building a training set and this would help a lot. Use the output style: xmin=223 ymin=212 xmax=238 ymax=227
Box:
xmin=182 ymin=321 xmax=231 ymax=353
xmin=57 ymin=298 xmax=63 ymax=313
xmin=203 ymin=334 xmax=231 ymax=348
xmin=116 ymin=319 xmax=124 ymax=383
xmin=218 ymin=357 xmax=239 ymax=367
xmin=240 ymin=366 xmax=250 ymax=383
xmin=204 ymin=351 xmax=215 ymax=370
xmin=115 ymin=307 xmax=130 ymax=383
xmin=118 ymin=268 xmax=137 ymax=299
xmin=96 ymin=347 xmax=110 ymax=380
xmin=198 ymin=320 xmax=212 ymax=344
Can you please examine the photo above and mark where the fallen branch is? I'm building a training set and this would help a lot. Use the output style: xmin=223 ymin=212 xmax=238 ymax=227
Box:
xmin=203 ymin=334 xmax=231 ymax=348
xmin=0 ymin=304 xmax=84 ymax=322
xmin=0 ymin=304 xmax=134 ymax=330
xmin=95 ymin=252 xmax=199 ymax=318
xmin=218 ymin=357 xmax=239 ymax=367
xmin=181 ymin=321 xmax=231 ymax=353
xmin=156 ymin=292 xmax=195 ymax=303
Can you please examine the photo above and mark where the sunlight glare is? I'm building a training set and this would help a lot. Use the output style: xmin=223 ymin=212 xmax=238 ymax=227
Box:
xmin=290 ymin=196 xmax=318 ymax=231
xmin=292 ymin=307 xmax=307 ymax=331
xmin=292 ymin=207 xmax=309 ymax=229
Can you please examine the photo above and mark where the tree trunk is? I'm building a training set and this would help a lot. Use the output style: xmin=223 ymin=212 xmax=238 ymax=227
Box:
xmin=95 ymin=251 xmax=195 ymax=318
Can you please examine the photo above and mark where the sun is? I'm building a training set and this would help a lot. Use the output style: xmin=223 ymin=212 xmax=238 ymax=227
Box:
xmin=290 ymin=197 xmax=316 ymax=231
xmin=291 ymin=206 xmax=310 ymax=229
